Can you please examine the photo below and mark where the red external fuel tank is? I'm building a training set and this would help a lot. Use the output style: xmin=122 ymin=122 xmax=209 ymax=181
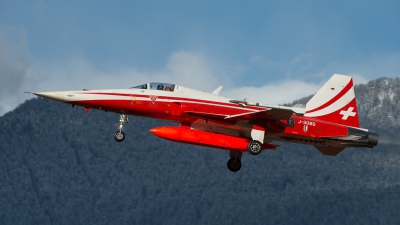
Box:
xmin=150 ymin=126 xmax=277 ymax=151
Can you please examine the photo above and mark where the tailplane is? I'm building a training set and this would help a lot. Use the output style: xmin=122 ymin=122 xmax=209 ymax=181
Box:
xmin=304 ymin=74 xmax=360 ymax=127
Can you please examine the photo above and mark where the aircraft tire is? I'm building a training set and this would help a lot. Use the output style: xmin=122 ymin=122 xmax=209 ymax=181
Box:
xmin=114 ymin=131 xmax=125 ymax=142
xmin=227 ymin=158 xmax=241 ymax=172
xmin=248 ymin=140 xmax=262 ymax=155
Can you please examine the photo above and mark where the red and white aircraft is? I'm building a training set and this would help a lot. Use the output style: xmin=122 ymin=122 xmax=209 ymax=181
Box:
xmin=33 ymin=74 xmax=378 ymax=172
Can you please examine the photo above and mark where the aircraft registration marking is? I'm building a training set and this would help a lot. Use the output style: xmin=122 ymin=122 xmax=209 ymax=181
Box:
xmin=298 ymin=120 xmax=316 ymax=126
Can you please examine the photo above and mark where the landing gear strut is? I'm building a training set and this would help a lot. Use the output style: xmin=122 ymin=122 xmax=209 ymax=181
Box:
xmin=227 ymin=151 xmax=242 ymax=172
xmin=114 ymin=114 xmax=129 ymax=142
xmin=249 ymin=124 xmax=264 ymax=155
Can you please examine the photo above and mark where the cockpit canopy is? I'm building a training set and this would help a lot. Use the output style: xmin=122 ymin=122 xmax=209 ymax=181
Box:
xmin=131 ymin=83 xmax=175 ymax=92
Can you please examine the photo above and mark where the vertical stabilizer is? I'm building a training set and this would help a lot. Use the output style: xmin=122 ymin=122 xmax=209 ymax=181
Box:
xmin=304 ymin=74 xmax=360 ymax=127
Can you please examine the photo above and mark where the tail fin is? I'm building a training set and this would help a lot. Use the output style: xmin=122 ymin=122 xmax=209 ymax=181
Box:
xmin=304 ymin=74 xmax=360 ymax=128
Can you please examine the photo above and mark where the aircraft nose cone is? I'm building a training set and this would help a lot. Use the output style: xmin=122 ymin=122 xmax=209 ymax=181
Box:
xmin=33 ymin=91 xmax=66 ymax=102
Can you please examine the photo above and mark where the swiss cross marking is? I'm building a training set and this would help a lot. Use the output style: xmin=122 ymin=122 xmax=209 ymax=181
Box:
xmin=149 ymin=95 xmax=157 ymax=104
xmin=339 ymin=107 xmax=356 ymax=120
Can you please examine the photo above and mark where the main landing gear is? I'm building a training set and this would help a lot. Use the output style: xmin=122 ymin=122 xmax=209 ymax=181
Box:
xmin=248 ymin=140 xmax=262 ymax=155
xmin=114 ymin=114 xmax=129 ymax=142
xmin=227 ymin=124 xmax=265 ymax=172
xmin=248 ymin=124 xmax=265 ymax=155
xmin=227 ymin=158 xmax=241 ymax=172
xmin=227 ymin=151 xmax=242 ymax=172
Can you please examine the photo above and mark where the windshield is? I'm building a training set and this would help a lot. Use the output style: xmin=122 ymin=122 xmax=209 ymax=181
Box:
xmin=130 ymin=84 xmax=148 ymax=89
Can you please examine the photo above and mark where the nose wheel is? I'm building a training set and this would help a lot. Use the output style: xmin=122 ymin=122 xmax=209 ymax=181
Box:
xmin=114 ymin=114 xmax=129 ymax=142
xmin=114 ymin=131 xmax=125 ymax=142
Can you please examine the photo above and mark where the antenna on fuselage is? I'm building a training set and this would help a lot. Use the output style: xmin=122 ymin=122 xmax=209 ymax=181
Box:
xmin=212 ymin=86 xmax=223 ymax=95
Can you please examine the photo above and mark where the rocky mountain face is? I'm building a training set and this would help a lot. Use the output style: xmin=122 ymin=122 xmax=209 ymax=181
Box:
xmin=1 ymin=77 xmax=400 ymax=224
xmin=356 ymin=77 xmax=400 ymax=139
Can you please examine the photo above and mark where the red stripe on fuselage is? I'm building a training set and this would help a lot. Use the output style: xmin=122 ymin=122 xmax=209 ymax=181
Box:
xmin=70 ymin=98 xmax=262 ymax=119
xmin=74 ymin=92 xmax=264 ymax=111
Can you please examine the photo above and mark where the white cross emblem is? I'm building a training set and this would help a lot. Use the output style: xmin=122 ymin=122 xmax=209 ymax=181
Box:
xmin=339 ymin=107 xmax=356 ymax=120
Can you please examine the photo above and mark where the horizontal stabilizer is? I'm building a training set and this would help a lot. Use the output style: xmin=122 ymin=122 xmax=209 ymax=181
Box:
xmin=264 ymin=143 xmax=279 ymax=150
xmin=293 ymin=104 xmax=305 ymax=108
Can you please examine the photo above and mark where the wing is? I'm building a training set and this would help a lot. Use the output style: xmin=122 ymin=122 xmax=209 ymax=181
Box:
xmin=224 ymin=107 xmax=294 ymax=121
xmin=182 ymin=101 xmax=298 ymax=122
xmin=184 ymin=107 xmax=294 ymax=121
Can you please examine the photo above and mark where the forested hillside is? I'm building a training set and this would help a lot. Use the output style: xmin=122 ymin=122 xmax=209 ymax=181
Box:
xmin=1 ymin=77 xmax=400 ymax=224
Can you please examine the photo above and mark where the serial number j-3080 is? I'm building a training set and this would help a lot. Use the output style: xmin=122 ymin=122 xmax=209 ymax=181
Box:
xmin=298 ymin=120 xmax=316 ymax=126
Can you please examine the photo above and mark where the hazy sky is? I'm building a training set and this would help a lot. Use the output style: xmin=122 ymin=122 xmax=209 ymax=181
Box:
xmin=1 ymin=0 xmax=400 ymax=115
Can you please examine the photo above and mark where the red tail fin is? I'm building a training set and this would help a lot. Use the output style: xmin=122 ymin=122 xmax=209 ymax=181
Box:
xmin=304 ymin=74 xmax=360 ymax=128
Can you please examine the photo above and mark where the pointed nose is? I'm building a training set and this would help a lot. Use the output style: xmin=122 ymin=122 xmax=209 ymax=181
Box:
xmin=33 ymin=91 xmax=65 ymax=102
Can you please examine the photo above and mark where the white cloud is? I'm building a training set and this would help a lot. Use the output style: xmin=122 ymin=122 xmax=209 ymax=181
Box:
xmin=148 ymin=50 xmax=229 ymax=91
xmin=27 ymin=50 xmax=229 ymax=93
xmin=0 ymin=24 xmax=37 ymax=116
xmin=27 ymin=50 xmax=321 ymax=107
xmin=2 ymin=38 xmax=399 ymax=117
xmin=3 ymin=48 xmax=374 ymax=116
xmin=317 ymin=54 xmax=400 ymax=84
xmin=222 ymin=80 xmax=321 ymax=105
xmin=347 ymin=73 xmax=369 ymax=85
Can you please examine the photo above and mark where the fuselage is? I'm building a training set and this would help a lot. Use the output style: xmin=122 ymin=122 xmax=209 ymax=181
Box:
xmin=34 ymin=82 xmax=378 ymax=151
xmin=33 ymin=75 xmax=379 ymax=172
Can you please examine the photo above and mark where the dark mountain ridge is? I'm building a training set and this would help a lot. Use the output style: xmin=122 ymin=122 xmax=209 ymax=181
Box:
xmin=1 ymin=77 xmax=400 ymax=224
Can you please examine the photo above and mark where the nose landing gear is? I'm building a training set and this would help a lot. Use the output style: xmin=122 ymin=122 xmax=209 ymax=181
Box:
xmin=114 ymin=131 xmax=125 ymax=142
xmin=114 ymin=114 xmax=129 ymax=142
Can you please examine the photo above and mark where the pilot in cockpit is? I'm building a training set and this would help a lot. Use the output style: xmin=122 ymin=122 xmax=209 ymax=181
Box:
xmin=157 ymin=84 xmax=164 ymax=90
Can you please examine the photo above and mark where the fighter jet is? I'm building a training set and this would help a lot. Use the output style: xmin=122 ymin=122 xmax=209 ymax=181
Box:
xmin=33 ymin=74 xmax=378 ymax=172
